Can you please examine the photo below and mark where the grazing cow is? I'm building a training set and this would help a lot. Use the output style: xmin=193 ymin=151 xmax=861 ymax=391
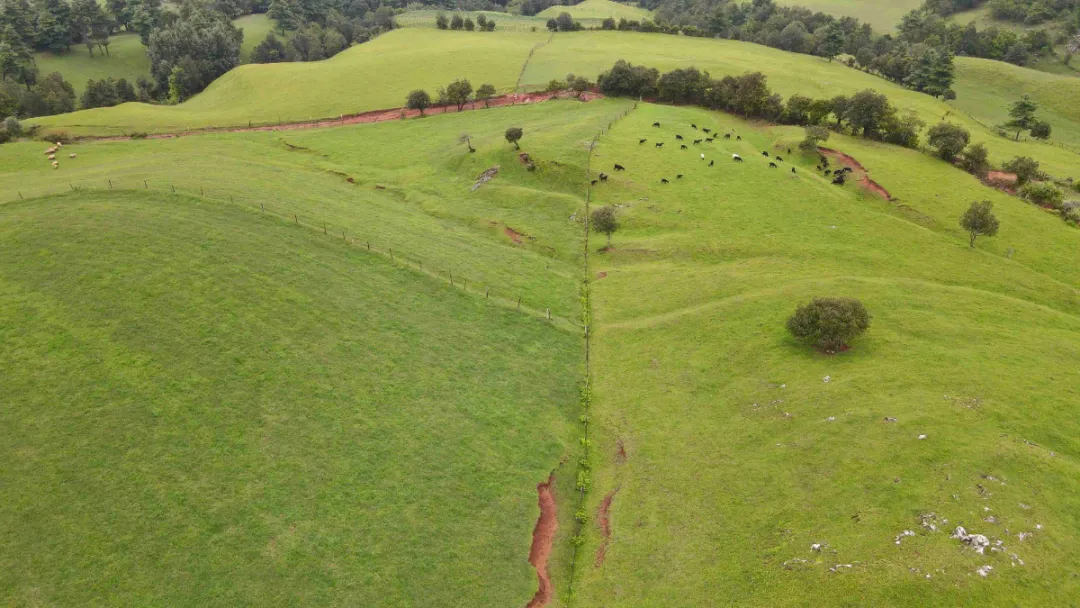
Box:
xmin=599 ymin=173 xmax=608 ymax=181
xmin=694 ymin=139 xmax=702 ymax=145
xmin=824 ymin=169 xmax=832 ymax=176
xmin=681 ymin=145 xmax=688 ymax=150
xmin=737 ymin=136 xmax=742 ymax=141
xmin=653 ymin=122 xmax=661 ymax=127
xmin=691 ymin=124 xmax=698 ymax=129
xmin=591 ymin=180 xmax=598 ymax=185
xmin=787 ymin=147 xmax=792 ymax=155
xmin=702 ymin=128 xmax=711 ymax=133
xmin=706 ymin=137 xmax=714 ymax=142
xmin=791 ymin=167 xmax=797 ymax=174
xmin=661 ymin=178 xmax=670 ymax=184
xmin=656 ymin=142 xmax=665 ymax=148
xmin=676 ymin=135 xmax=684 ymax=140
xmin=732 ymin=154 xmax=743 ymax=162
xmin=709 ymin=160 xmax=715 ymax=167
xmin=724 ymin=134 xmax=731 ymax=139
xmin=816 ymin=165 xmax=821 ymax=171
xmin=639 ymin=139 xmax=647 ymax=144
xmin=677 ymin=174 xmax=684 ymax=179
xmin=769 ymin=162 xmax=778 ymax=168
xmin=776 ymin=156 xmax=783 ymax=162
xmin=832 ymin=174 xmax=846 ymax=185
xmin=761 ymin=151 xmax=769 ymax=157
xmin=614 ymin=164 xmax=626 ymax=171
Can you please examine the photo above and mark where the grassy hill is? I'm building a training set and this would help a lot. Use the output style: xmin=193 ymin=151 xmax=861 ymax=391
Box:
xmin=778 ymin=0 xmax=923 ymax=31
xmin=397 ymin=9 xmax=551 ymax=31
xmin=951 ymin=57 xmax=1080 ymax=145
xmin=537 ymin=0 xmax=653 ymax=22
xmin=0 ymin=98 xmax=639 ymax=606
xmin=31 ymin=14 xmax=278 ymax=95
xmin=576 ymin=102 xmax=1080 ymax=606
xmin=5 ymin=81 xmax=1080 ymax=605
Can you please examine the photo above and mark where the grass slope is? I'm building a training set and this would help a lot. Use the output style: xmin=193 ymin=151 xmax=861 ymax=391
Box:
xmin=951 ymin=57 xmax=1080 ymax=145
xmin=31 ymin=29 xmax=542 ymax=135
xmin=0 ymin=100 xmax=646 ymax=606
xmin=778 ymin=0 xmax=922 ymax=31
xmin=575 ymin=102 xmax=1080 ymax=606
xmin=520 ymin=31 xmax=1080 ymax=175
xmin=397 ymin=10 xmax=550 ymax=31
xmin=538 ymin=0 xmax=652 ymax=22
xmin=33 ymin=32 xmax=151 ymax=94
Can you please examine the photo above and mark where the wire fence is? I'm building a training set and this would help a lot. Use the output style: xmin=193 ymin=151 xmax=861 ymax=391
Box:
xmin=11 ymin=178 xmax=586 ymax=329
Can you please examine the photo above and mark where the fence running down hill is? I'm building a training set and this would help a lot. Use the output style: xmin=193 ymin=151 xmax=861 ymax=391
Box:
xmin=7 ymin=180 xmax=584 ymax=331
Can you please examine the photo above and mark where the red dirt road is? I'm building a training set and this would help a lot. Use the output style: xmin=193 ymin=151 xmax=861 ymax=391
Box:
xmin=819 ymin=147 xmax=893 ymax=200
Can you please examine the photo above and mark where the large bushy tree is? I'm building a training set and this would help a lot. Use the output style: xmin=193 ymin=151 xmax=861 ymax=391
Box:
xmin=147 ymin=8 xmax=242 ymax=101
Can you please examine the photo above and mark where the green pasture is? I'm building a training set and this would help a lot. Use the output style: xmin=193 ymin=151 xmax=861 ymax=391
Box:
xmin=396 ymin=10 xmax=549 ymax=32
xmin=33 ymin=31 xmax=151 ymax=94
xmin=0 ymin=99 xmax=647 ymax=606
xmin=537 ymin=0 xmax=652 ymax=22
xmin=575 ymin=102 xmax=1080 ymax=606
xmin=778 ymin=0 xmax=922 ymax=31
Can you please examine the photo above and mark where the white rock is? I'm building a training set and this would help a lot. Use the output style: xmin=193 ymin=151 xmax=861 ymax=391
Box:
xmin=823 ymin=375 xmax=831 ymax=383
xmin=976 ymin=565 xmax=993 ymax=577
xmin=918 ymin=434 xmax=927 ymax=440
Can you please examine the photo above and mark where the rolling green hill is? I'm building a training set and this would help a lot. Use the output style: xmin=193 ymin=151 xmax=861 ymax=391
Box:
xmin=778 ymin=0 xmax=923 ymax=31
xmin=537 ymin=0 xmax=653 ymax=22
xmin=6 ymin=94 xmax=1080 ymax=606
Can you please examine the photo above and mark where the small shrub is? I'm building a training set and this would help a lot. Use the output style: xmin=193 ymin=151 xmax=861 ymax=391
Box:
xmin=3 ymin=116 xmax=21 ymax=137
xmin=1020 ymin=182 xmax=1064 ymax=209
xmin=927 ymin=122 xmax=970 ymax=161
xmin=40 ymin=130 xmax=73 ymax=144
xmin=959 ymin=142 xmax=990 ymax=178
xmin=786 ymin=297 xmax=871 ymax=352
xmin=591 ymin=206 xmax=619 ymax=247
xmin=504 ymin=126 xmax=523 ymax=149
xmin=1003 ymin=156 xmax=1042 ymax=185
xmin=799 ymin=125 xmax=830 ymax=151
xmin=129 ymin=131 xmax=149 ymax=139
xmin=1061 ymin=202 xmax=1080 ymax=226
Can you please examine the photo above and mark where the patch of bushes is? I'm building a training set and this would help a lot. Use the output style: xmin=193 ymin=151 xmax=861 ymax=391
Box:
xmin=1019 ymin=182 xmax=1064 ymax=209
xmin=786 ymin=297 xmax=871 ymax=352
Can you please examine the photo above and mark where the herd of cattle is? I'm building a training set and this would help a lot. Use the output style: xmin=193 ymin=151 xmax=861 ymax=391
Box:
xmin=591 ymin=122 xmax=853 ymax=186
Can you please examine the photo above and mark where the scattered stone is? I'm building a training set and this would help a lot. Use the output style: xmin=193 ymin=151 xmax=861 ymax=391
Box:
xmin=1009 ymin=553 xmax=1024 ymax=566
xmin=470 ymin=166 xmax=500 ymax=191
xmin=884 ymin=417 xmax=897 ymax=423
xmin=918 ymin=434 xmax=927 ymax=440
xmin=780 ymin=384 xmax=786 ymax=389
xmin=952 ymin=527 xmax=990 ymax=554
xmin=1017 ymin=532 xmax=1031 ymax=542
xmin=976 ymin=565 xmax=993 ymax=577
xmin=811 ymin=543 xmax=825 ymax=552
xmin=823 ymin=375 xmax=831 ymax=383
xmin=1019 ymin=503 xmax=1031 ymax=510
xmin=984 ymin=516 xmax=997 ymax=524
xmin=919 ymin=513 xmax=941 ymax=532
xmin=828 ymin=564 xmax=853 ymax=573
xmin=826 ymin=416 xmax=836 ymax=422
xmin=894 ymin=478 xmax=901 ymax=483
xmin=1036 ymin=524 xmax=1043 ymax=530
xmin=782 ymin=557 xmax=809 ymax=570
xmin=894 ymin=530 xmax=915 ymax=545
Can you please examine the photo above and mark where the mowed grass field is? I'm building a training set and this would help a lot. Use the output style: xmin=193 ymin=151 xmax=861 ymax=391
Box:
xmin=0 ymin=99 xmax=636 ymax=606
xmin=778 ymin=0 xmax=922 ymax=31
xmin=31 ymin=14 xmax=278 ymax=95
xmin=575 ymin=103 xmax=1080 ymax=605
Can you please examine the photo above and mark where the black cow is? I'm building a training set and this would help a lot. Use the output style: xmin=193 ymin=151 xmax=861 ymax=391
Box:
xmin=676 ymin=135 xmax=684 ymax=140
xmin=661 ymin=178 xmax=669 ymax=184
xmin=776 ymin=156 xmax=783 ymax=162
xmin=709 ymin=160 xmax=715 ymax=167
xmin=737 ymin=136 xmax=742 ymax=141
xmin=791 ymin=167 xmax=797 ymax=174
xmin=694 ymin=139 xmax=703 ymax=145
xmin=724 ymin=134 xmax=732 ymax=139
xmin=769 ymin=162 xmax=778 ymax=168
xmin=677 ymin=174 xmax=684 ymax=179
xmin=599 ymin=173 xmax=608 ymax=182
xmin=702 ymin=128 xmax=711 ymax=133
xmin=706 ymin=138 xmax=714 ymax=142
xmin=653 ymin=122 xmax=661 ymax=127
xmin=639 ymin=139 xmax=647 ymax=144
xmin=656 ymin=142 xmax=664 ymax=148
xmin=733 ymin=155 xmax=744 ymax=162
xmin=591 ymin=179 xmax=597 ymax=185
xmin=816 ymin=165 xmax=821 ymax=171
xmin=824 ymin=169 xmax=832 ymax=176
xmin=761 ymin=151 xmax=769 ymax=157
xmin=832 ymin=174 xmax=846 ymax=185
xmin=614 ymin=164 xmax=626 ymax=171
xmin=787 ymin=147 xmax=792 ymax=155
xmin=681 ymin=145 xmax=688 ymax=150
xmin=691 ymin=124 xmax=698 ymax=129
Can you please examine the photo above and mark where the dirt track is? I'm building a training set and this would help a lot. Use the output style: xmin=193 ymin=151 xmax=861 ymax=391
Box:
xmin=819 ymin=147 xmax=892 ymax=200
xmin=526 ymin=475 xmax=557 ymax=608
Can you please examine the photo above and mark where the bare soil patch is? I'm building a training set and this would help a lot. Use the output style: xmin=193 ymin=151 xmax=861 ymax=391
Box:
xmin=594 ymin=488 xmax=619 ymax=567
xmin=504 ymin=226 xmax=524 ymax=245
xmin=819 ymin=148 xmax=893 ymax=201
xmin=526 ymin=475 xmax=557 ymax=608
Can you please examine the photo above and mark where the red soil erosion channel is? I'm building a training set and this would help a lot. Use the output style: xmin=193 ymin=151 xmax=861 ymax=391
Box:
xmin=818 ymin=147 xmax=892 ymax=200
xmin=527 ymin=475 xmax=557 ymax=608
xmin=80 ymin=91 xmax=605 ymax=141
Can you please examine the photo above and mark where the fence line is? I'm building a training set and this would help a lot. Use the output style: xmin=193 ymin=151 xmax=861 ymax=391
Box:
xmin=9 ymin=181 xmax=580 ymax=330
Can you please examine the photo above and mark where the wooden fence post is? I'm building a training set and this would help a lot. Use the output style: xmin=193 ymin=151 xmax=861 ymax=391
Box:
xmin=144 ymin=180 xmax=147 ymax=189
xmin=449 ymin=270 xmax=453 ymax=286
xmin=517 ymin=297 xmax=521 ymax=310
xmin=323 ymin=222 xmax=327 ymax=235
xmin=294 ymin=214 xmax=298 ymax=225
xmin=109 ymin=179 xmax=112 ymax=189
xmin=485 ymin=288 xmax=489 ymax=299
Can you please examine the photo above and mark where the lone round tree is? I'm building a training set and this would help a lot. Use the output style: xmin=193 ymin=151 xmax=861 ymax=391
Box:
xmin=504 ymin=127 xmax=523 ymax=150
xmin=787 ymin=297 xmax=871 ymax=352
xmin=406 ymin=89 xmax=431 ymax=116
xmin=591 ymin=206 xmax=619 ymax=247
xmin=960 ymin=200 xmax=999 ymax=248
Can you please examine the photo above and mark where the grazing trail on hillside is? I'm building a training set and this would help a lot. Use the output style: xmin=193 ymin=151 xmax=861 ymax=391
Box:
xmin=78 ymin=90 xmax=603 ymax=142
xmin=819 ymin=147 xmax=892 ymax=200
